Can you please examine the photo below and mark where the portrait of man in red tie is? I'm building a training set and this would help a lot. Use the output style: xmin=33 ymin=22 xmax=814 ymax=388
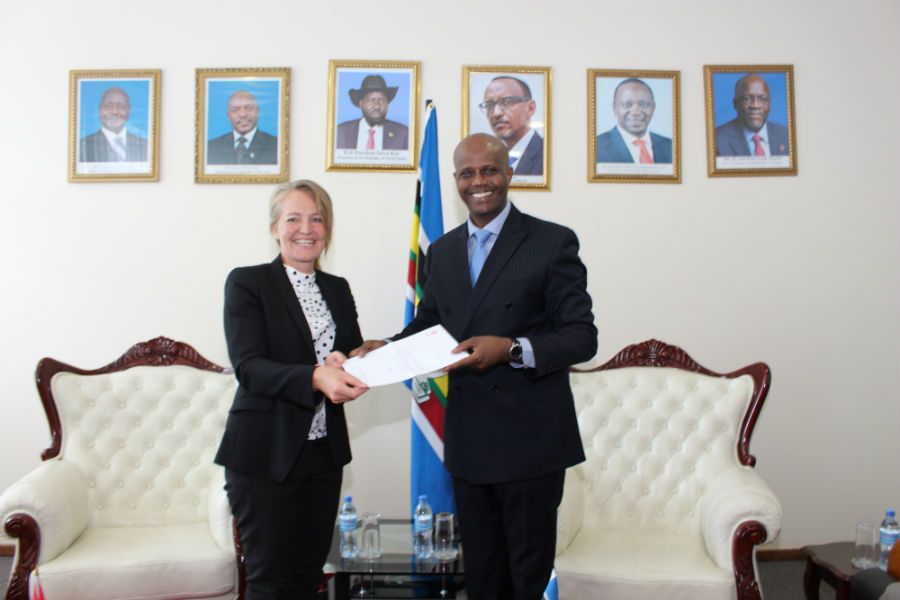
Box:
xmin=335 ymin=74 xmax=409 ymax=151
xmin=589 ymin=70 xmax=680 ymax=183
xmin=595 ymin=78 xmax=673 ymax=165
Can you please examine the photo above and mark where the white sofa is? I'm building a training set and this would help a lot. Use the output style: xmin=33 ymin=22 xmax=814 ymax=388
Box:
xmin=554 ymin=339 xmax=782 ymax=600
xmin=0 ymin=337 xmax=242 ymax=600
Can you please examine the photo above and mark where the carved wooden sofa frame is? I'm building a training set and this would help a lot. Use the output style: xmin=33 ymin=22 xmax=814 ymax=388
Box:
xmin=555 ymin=339 xmax=781 ymax=600
xmin=0 ymin=337 xmax=246 ymax=600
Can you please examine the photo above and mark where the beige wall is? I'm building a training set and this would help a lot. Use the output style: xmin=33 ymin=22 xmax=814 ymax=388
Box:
xmin=1 ymin=0 xmax=898 ymax=549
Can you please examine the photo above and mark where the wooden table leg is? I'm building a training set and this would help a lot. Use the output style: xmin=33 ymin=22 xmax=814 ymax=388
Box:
xmin=803 ymin=556 xmax=821 ymax=599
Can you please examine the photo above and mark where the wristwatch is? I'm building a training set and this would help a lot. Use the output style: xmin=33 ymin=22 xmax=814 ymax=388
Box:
xmin=508 ymin=339 xmax=523 ymax=362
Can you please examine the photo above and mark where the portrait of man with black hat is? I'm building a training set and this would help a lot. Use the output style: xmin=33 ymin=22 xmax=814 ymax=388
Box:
xmin=336 ymin=74 xmax=409 ymax=150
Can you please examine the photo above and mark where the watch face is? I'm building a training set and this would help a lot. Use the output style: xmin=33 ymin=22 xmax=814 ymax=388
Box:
xmin=510 ymin=342 xmax=522 ymax=360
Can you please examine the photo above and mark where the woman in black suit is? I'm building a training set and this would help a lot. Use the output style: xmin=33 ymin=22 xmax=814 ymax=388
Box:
xmin=215 ymin=179 xmax=369 ymax=600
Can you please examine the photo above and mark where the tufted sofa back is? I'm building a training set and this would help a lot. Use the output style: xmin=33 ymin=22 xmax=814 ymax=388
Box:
xmin=48 ymin=364 xmax=235 ymax=528
xmin=569 ymin=365 xmax=756 ymax=535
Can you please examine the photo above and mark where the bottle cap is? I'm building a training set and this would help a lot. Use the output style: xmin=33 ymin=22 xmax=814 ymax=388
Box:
xmin=345 ymin=495 xmax=352 ymax=502
xmin=419 ymin=494 xmax=427 ymax=502
xmin=889 ymin=509 xmax=896 ymax=517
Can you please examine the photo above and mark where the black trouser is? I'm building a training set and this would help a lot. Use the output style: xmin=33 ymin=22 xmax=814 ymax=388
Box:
xmin=225 ymin=439 xmax=342 ymax=600
xmin=452 ymin=470 xmax=565 ymax=600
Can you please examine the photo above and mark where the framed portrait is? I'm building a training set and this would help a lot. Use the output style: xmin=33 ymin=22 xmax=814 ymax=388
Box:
xmin=588 ymin=69 xmax=681 ymax=183
xmin=68 ymin=70 xmax=160 ymax=182
xmin=195 ymin=67 xmax=290 ymax=184
xmin=463 ymin=66 xmax=550 ymax=190
xmin=704 ymin=65 xmax=797 ymax=177
xmin=326 ymin=60 xmax=420 ymax=172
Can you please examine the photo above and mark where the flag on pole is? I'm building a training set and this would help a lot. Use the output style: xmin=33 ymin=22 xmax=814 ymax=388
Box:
xmin=405 ymin=103 xmax=456 ymax=516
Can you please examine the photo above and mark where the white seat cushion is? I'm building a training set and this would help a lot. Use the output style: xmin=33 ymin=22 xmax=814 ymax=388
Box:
xmin=555 ymin=528 xmax=733 ymax=600
xmin=36 ymin=524 xmax=236 ymax=600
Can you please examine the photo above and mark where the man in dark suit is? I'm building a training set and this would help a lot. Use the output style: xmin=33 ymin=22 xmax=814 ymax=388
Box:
xmin=78 ymin=86 xmax=148 ymax=162
xmin=353 ymin=133 xmax=596 ymax=600
xmin=595 ymin=78 xmax=672 ymax=164
xmin=336 ymin=75 xmax=409 ymax=150
xmin=481 ymin=76 xmax=543 ymax=176
xmin=207 ymin=90 xmax=278 ymax=164
xmin=715 ymin=74 xmax=790 ymax=156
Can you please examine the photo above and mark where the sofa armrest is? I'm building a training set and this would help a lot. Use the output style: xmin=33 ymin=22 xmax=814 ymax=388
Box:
xmin=698 ymin=466 xmax=782 ymax=571
xmin=207 ymin=466 xmax=234 ymax=554
xmin=0 ymin=460 xmax=89 ymax=564
xmin=556 ymin=465 xmax=585 ymax=556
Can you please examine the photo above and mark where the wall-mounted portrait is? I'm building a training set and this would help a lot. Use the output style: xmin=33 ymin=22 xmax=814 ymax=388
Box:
xmin=68 ymin=70 xmax=160 ymax=182
xmin=463 ymin=66 xmax=550 ymax=190
xmin=195 ymin=67 xmax=289 ymax=184
xmin=327 ymin=60 xmax=420 ymax=172
xmin=704 ymin=65 xmax=796 ymax=177
xmin=588 ymin=69 xmax=681 ymax=183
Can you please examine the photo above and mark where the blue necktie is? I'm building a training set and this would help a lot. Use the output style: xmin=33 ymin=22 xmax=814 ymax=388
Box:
xmin=470 ymin=229 xmax=492 ymax=286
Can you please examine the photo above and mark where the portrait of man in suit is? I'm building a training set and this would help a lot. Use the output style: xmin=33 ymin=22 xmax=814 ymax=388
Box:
xmin=715 ymin=73 xmax=790 ymax=157
xmin=207 ymin=90 xmax=278 ymax=165
xmin=480 ymin=76 xmax=543 ymax=176
xmin=78 ymin=86 xmax=148 ymax=163
xmin=335 ymin=75 xmax=409 ymax=151
xmin=595 ymin=78 xmax=672 ymax=164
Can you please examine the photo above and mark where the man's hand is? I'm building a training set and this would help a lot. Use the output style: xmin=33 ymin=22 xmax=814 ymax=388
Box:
xmin=324 ymin=351 xmax=348 ymax=368
xmin=349 ymin=339 xmax=388 ymax=358
xmin=444 ymin=336 xmax=512 ymax=372
xmin=312 ymin=365 xmax=369 ymax=404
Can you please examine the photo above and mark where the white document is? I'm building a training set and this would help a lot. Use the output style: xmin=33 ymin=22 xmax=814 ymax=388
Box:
xmin=343 ymin=325 xmax=461 ymax=387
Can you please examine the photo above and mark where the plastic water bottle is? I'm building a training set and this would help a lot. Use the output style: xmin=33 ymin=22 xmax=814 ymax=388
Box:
xmin=880 ymin=509 xmax=900 ymax=570
xmin=339 ymin=495 xmax=359 ymax=559
xmin=413 ymin=494 xmax=434 ymax=559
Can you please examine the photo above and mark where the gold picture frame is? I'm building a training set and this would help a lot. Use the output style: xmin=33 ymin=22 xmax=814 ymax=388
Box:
xmin=68 ymin=69 xmax=161 ymax=182
xmin=326 ymin=60 xmax=420 ymax=172
xmin=588 ymin=69 xmax=681 ymax=183
xmin=462 ymin=65 xmax=551 ymax=190
xmin=195 ymin=67 xmax=290 ymax=184
xmin=704 ymin=64 xmax=797 ymax=177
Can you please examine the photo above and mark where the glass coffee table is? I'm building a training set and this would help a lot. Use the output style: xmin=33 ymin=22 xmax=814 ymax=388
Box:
xmin=325 ymin=518 xmax=465 ymax=599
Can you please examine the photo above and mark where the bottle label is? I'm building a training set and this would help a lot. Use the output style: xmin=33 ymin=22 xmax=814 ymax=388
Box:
xmin=414 ymin=514 xmax=432 ymax=532
xmin=340 ymin=515 xmax=357 ymax=532
xmin=881 ymin=530 xmax=899 ymax=547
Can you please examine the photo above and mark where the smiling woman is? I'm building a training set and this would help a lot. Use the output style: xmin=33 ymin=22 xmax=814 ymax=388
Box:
xmin=215 ymin=179 xmax=369 ymax=600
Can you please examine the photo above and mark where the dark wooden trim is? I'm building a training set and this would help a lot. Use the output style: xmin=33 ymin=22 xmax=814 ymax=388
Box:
xmin=4 ymin=513 xmax=39 ymax=600
xmin=733 ymin=520 xmax=767 ymax=600
xmin=573 ymin=339 xmax=771 ymax=467
xmin=35 ymin=336 xmax=231 ymax=461
xmin=757 ymin=547 xmax=806 ymax=561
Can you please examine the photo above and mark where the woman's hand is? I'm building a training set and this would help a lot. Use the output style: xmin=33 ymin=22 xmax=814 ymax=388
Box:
xmin=312 ymin=365 xmax=369 ymax=404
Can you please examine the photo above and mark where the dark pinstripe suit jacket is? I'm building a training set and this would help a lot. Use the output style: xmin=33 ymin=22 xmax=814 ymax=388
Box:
xmin=397 ymin=204 xmax=597 ymax=485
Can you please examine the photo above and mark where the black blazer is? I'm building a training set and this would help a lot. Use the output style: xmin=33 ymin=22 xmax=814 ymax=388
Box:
xmin=397 ymin=204 xmax=597 ymax=484
xmin=215 ymin=257 xmax=363 ymax=482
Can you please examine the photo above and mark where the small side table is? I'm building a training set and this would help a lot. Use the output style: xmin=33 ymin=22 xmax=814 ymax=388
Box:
xmin=802 ymin=541 xmax=861 ymax=600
